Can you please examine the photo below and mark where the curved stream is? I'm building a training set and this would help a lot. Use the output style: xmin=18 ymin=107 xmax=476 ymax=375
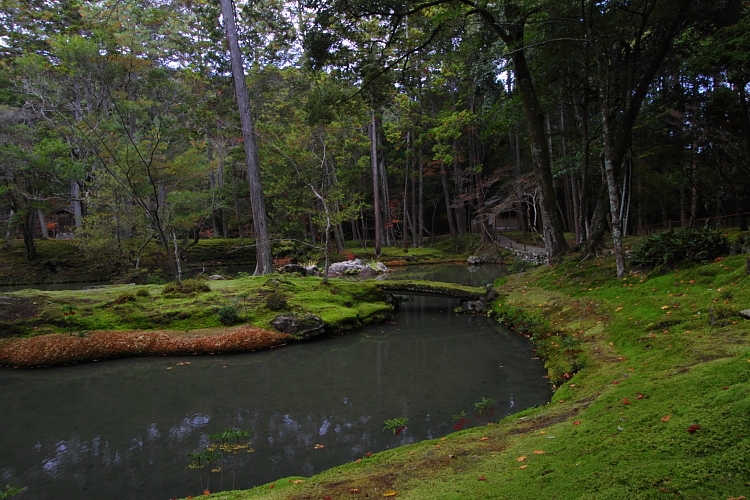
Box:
xmin=0 ymin=265 xmax=551 ymax=499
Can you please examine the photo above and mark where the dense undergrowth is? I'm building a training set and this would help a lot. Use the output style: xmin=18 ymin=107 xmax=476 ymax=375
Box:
xmin=209 ymin=251 xmax=750 ymax=500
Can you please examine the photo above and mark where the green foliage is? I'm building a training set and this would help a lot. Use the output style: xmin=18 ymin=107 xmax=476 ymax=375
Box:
xmin=630 ymin=228 xmax=729 ymax=269
xmin=0 ymin=484 xmax=25 ymax=500
xmin=264 ymin=291 xmax=288 ymax=311
xmin=382 ymin=417 xmax=409 ymax=435
xmin=162 ymin=279 xmax=211 ymax=296
xmin=217 ymin=305 xmax=239 ymax=326
xmin=135 ymin=288 xmax=150 ymax=298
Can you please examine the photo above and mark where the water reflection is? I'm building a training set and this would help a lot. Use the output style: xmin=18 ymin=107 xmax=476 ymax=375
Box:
xmin=0 ymin=266 xmax=549 ymax=500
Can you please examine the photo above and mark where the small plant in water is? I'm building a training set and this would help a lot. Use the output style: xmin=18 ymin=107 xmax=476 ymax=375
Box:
xmin=188 ymin=428 xmax=253 ymax=494
xmin=451 ymin=411 xmax=471 ymax=431
xmin=383 ymin=417 xmax=409 ymax=435
xmin=0 ymin=485 xmax=25 ymax=499
xmin=474 ymin=397 xmax=496 ymax=422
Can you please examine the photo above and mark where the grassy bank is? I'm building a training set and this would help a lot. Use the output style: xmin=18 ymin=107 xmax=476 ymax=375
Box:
xmin=0 ymin=275 xmax=394 ymax=366
xmin=207 ymin=253 xmax=750 ymax=499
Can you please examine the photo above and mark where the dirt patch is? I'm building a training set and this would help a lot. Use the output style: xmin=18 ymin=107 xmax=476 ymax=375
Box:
xmin=0 ymin=326 xmax=290 ymax=367
xmin=0 ymin=296 xmax=41 ymax=323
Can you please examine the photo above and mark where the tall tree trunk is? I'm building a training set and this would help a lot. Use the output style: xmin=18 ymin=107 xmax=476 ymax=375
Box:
xmin=418 ymin=151 xmax=424 ymax=247
xmin=220 ymin=0 xmax=273 ymax=275
xmin=70 ymin=181 xmax=83 ymax=230
xmin=38 ymin=209 xmax=48 ymax=239
xmin=440 ymin=160 xmax=457 ymax=238
xmin=369 ymin=110 xmax=382 ymax=256
xmin=510 ymin=44 xmax=568 ymax=257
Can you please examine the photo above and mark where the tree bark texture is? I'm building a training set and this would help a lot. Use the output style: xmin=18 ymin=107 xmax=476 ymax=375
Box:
xmin=220 ymin=0 xmax=273 ymax=275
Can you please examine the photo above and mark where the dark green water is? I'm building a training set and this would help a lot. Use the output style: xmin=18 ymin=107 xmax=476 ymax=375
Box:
xmin=0 ymin=265 xmax=550 ymax=500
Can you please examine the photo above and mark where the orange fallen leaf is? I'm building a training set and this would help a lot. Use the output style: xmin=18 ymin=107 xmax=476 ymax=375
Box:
xmin=623 ymin=398 xmax=631 ymax=405
xmin=516 ymin=456 xmax=527 ymax=462
xmin=533 ymin=450 xmax=544 ymax=455
xmin=480 ymin=437 xmax=488 ymax=441
xmin=637 ymin=393 xmax=644 ymax=400
xmin=478 ymin=475 xmax=487 ymax=481
xmin=612 ymin=380 xmax=620 ymax=385
xmin=661 ymin=415 xmax=671 ymax=422
xmin=314 ymin=444 xmax=325 ymax=449
xmin=573 ymin=420 xmax=581 ymax=425
xmin=519 ymin=465 xmax=528 ymax=469
xmin=293 ymin=479 xmax=305 ymax=484
xmin=383 ymin=490 xmax=397 ymax=497
xmin=350 ymin=488 xmax=360 ymax=493
xmin=269 ymin=484 xmax=275 ymax=489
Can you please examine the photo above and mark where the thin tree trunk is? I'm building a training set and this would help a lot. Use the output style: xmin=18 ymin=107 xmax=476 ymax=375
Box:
xmin=70 ymin=181 xmax=83 ymax=229
xmin=440 ymin=159 xmax=456 ymax=238
xmin=369 ymin=110 xmax=382 ymax=256
xmin=220 ymin=0 xmax=273 ymax=275
xmin=38 ymin=209 xmax=48 ymax=239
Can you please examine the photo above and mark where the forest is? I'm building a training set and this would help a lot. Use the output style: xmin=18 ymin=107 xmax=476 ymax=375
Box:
xmin=0 ymin=0 xmax=748 ymax=279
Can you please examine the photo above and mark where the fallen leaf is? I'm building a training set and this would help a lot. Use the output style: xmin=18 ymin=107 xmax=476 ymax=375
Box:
xmin=314 ymin=444 xmax=325 ymax=449
xmin=516 ymin=456 xmax=527 ymax=462
xmin=383 ymin=490 xmax=397 ymax=497
xmin=324 ymin=495 xmax=334 ymax=500
xmin=687 ymin=424 xmax=701 ymax=433
xmin=350 ymin=488 xmax=360 ymax=493
xmin=623 ymin=398 xmax=631 ymax=405
xmin=293 ymin=480 xmax=305 ymax=484
xmin=269 ymin=484 xmax=275 ymax=489
xmin=365 ymin=451 xmax=373 ymax=458
xmin=480 ymin=437 xmax=488 ymax=441
xmin=519 ymin=465 xmax=528 ymax=469
xmin=637 ymin=393 xmax=644 ymax=400
xmin=478 ymin=475 xmax=487 ymax=481
xmin=661 ymin=305 xmax=670 ymax=310
xmin=539 ymin=431 xmax=546 ymax=435
xmin=661 ymin=415 xmax=671 ymax=422
xmin=573 ymin=420 xmax=581 ymax=426
xmin=612 ymin=380 xmax=620 ymax=385
xmin=533 ymin=450 xmax=545 ymax=455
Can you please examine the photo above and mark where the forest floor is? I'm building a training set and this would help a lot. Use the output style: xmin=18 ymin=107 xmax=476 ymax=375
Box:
xmin=206 ymin=251 xmax=750 ymax=500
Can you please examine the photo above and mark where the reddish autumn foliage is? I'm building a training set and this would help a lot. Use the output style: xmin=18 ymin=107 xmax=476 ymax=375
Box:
xmin=0 ymin=326 xmax=290 ymax=367
xmin=687 ymin=425 xmax=701 ymax=433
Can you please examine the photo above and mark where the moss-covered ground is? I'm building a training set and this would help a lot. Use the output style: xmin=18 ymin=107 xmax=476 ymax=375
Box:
xmin=202 ymin=253 xmax=750 ymax=500
xmin=0 ymin=275 xmax=394 ymax=337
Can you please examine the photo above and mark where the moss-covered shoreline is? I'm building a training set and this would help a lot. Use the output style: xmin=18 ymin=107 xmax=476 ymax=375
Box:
xmin=0 ymin=274 xmax=396 ymax=367
xmin=200 ymin=252 xmax=750 ymax=500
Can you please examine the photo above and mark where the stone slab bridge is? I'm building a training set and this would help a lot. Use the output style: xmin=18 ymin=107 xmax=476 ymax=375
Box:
xmin=375 ymin=280 xmax=498 ymax=313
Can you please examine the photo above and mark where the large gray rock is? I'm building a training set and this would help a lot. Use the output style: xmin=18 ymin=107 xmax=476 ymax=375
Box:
xmin=271 ymin=313 xmax=325 ymax=339
xmin=328 ymin=259 xmax=389 ymax=276
xmin=739 ymin=309 xmax=750 ymax=320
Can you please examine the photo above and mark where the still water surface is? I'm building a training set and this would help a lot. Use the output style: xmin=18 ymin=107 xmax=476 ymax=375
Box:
xmin=0 ymin=265 xmax=550 ymax=499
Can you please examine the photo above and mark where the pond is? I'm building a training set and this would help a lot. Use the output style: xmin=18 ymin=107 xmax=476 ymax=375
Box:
xmin=0 ymin=265 xmax=550 ymax=500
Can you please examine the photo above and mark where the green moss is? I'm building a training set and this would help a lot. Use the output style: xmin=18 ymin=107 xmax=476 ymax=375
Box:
xmin=203 ymin=247 xmax=750 ymax=500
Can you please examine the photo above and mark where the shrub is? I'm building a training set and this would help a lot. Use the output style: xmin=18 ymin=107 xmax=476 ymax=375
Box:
xmin=113 ymin=292 xmax=136 ymax=304
xmin=217 ymin=306 xmax=239 ymax=326
xmin=265 ymin=291 xmax=288 ymax=311
xmin=508 ymin=258 xmax=540 ymax=274
xmin=135 ymin=288 xmax=150 ymax=298
xmin=162 ymin=279 xmax=211 ymax=296
xmin=630 ymin=227 xmax=728 ymax=269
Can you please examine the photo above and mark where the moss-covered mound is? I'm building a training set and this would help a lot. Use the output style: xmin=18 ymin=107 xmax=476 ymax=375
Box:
xmin=0 ymin=275 xmax=394 ymax=366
